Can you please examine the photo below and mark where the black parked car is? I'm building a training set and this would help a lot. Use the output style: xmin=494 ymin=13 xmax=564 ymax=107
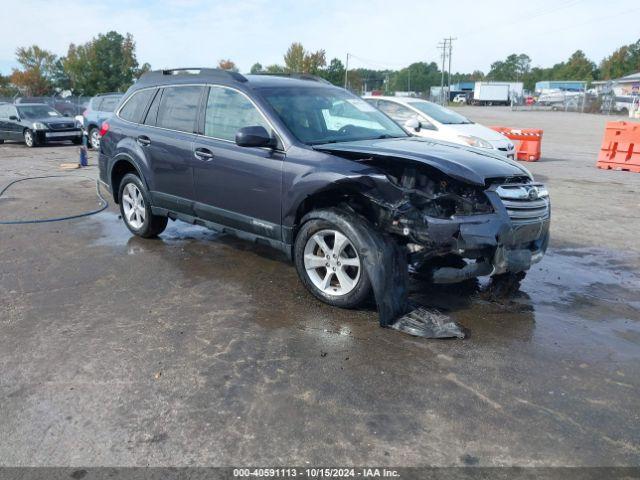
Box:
xmin=99 ymin=68 xmax=550 ymax=335
xmin=0 ymin=103 xmax=83 ymax=147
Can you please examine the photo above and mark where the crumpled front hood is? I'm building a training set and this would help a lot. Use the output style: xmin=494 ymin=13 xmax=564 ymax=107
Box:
xmin=314 ymin=137 xmax=531 ymax=185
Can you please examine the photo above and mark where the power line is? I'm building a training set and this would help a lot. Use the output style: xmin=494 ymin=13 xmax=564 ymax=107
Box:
xmin=458 ymin=0 xmax=583 ymax=39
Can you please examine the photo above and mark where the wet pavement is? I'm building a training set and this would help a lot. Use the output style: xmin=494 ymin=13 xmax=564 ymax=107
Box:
xmin=1 ymin=111 xmax=639 ymax=467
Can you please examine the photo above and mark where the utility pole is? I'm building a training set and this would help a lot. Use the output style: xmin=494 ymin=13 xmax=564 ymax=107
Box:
xmin=344 ymin=53 xmax=349 ymax=89
xmin=447 ymin=37 xmax=456 ymax=98
xmin=438 ymin=39 xmax=448 ymax=105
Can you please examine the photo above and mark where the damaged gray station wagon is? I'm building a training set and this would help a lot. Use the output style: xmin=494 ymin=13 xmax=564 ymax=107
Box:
xmin=99 ymin=68 xmax=550 ymax=336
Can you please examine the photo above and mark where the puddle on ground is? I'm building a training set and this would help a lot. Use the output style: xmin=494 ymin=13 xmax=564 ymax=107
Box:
xmin=82 ymin=211 xmax=640 ymax=358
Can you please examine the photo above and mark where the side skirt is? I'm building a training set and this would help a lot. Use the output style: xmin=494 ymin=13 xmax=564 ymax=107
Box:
xmin=150 ymin=206 xmax=293 ymax=260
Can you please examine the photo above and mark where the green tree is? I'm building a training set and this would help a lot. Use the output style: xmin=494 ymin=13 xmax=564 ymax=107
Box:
xmin=265 ymin=64 xmax=286 ymax=74
xmin=62 ymin=31 xmax=147 ymax=95
xmin=250 ymin=62 xmax=264 ymax=74
xmin=284 ymin=42 xmax=305 ymax=72
xmin=390 ymin=62 xmax=442 ymax=94
xmin=10 ymin=45 xmax=58 ymax=95
xmin=557 ymin=50 xmax=596 ymax=81
xmin=283 ymin=42 xmax=326 ymax=74
xmin=600 ymin=39 xmax=640 ymax=80
xmin=0 ymin=73 xmax=18 ymax=97
xmin=487 ymin=53 xmax=531 ymax=81
xmin=319 ymin=58 xmax=345 ymax=85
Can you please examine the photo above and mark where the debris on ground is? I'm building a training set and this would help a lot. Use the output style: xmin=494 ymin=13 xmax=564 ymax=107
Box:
xmin=480 ymin=271 xmax=527 ymax=301
xmin=390 ymin=307 xmax=466 ymax=339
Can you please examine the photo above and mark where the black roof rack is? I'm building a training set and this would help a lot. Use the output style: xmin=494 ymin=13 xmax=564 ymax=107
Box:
xmin=138 ymin=68 xmax=248 ymax=85
xmin=257 ymin=73 xmax=333 ymax=85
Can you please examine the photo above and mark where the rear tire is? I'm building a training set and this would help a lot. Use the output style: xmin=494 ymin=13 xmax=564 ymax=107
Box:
xmin=294 ymin=209 xmax=373 ymax=309
xmin=118 ymin=173 xmax=167 ymax=238
xmin=88 ymin=127 xmax=100 ymax=149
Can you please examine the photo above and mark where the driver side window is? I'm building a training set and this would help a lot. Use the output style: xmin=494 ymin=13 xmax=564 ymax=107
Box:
xmin=204 ymin=86 xmax=271 ymax=141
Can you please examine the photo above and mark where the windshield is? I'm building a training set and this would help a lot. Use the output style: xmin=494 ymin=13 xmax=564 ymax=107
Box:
xmin=17 ymin=105 xmax=62 ymax=119
xmin=259 ymin=86 xmax=408 ymax=145
xmin=408 ymin=101 xmax=472 ymax=124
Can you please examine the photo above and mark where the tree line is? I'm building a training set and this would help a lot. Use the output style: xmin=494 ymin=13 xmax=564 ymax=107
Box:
xmin=1 ymin=33 xmax=639 ymax=98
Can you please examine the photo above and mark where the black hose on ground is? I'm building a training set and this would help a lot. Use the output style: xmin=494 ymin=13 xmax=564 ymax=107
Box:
xmin=0 ymin=174 xmax=108 ymax=225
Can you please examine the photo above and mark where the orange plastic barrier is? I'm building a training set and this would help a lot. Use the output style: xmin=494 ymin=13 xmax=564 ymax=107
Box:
xmin=490 ymin=127 xmax=543 ymax=162
xmin=597 ymin=121 xmax=640 ymax=173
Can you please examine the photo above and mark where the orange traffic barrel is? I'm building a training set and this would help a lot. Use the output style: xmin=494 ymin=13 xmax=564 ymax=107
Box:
xmin=490 ymin=127 xmax=544 ymax=162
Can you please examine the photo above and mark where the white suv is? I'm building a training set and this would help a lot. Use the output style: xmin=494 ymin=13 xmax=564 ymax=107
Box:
xmin=364 ymin=96 xmax=515 ymax=159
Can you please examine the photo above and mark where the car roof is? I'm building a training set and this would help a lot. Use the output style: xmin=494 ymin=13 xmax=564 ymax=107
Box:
xmin=133 ymin=68 xmax=335 ymax=91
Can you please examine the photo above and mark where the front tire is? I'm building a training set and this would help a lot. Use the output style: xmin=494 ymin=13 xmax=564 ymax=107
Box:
xmin=118 ymin=173 xmax=167 ymax=238
xmin=294 ymin=209 xmax=372 ymax=309
xmin=24 ymin=129 xmax=39 ymax=147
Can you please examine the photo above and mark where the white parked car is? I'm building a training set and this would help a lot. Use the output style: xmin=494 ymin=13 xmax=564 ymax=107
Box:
xmin=363 ymin=96 xmax=516 ymax=159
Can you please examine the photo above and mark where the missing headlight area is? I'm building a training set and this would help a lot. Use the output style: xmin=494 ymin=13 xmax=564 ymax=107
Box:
xmin=313 ymin=154 xmax=550 ymax=338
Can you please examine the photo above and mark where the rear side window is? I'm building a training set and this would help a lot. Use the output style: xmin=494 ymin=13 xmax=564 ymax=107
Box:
xmin=204 ymin=86 xmax=270 ymax=141
xmin=156 ymin=86 xmax=202 ymax=133
xmin=0 ymin=105 xmax=8 ymax=118
xmin=100 ymin=96 xmax=122 ymax=112
xmin=119 ymin=89 xmax=155 ymax=123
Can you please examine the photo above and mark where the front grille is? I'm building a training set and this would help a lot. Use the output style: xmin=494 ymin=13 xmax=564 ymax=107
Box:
xmin=496 ymin=184 xmax=550 ymax=223
xmin=47 ymin=122 xmax=76 ymax=130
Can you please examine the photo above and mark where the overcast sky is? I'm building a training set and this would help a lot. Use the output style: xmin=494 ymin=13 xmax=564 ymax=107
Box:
xmin=1 ymin=0 xmax=638 ymax=76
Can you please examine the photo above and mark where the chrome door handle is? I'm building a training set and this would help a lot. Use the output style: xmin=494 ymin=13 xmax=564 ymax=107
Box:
xmin=136 ymin=136 xmax=151 ymax=147
xmin=194 ymin=148 xmax=214 ymax=161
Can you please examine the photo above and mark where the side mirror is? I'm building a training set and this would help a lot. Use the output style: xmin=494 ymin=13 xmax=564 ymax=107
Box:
xmin=420 ymin=121 xmax=437 ymax=131
xmin=404 ymin=118 xmax=421 ymax=132
xmin=9 ymin=115 xmax=19 ymax=121
xmin=235 ymin=126 xmax=276 ymax=148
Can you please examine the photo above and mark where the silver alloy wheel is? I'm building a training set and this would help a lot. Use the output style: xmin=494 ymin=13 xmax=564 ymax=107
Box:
xmin=303 ymin=229 xmax=361 ymax=296
xmin=90 ymin=129 xmax=100 ymax=149
xmin=121 ymin=183 xmax=146 ymax=230
xmin=24 ymin=130 xmax=33 ymax=147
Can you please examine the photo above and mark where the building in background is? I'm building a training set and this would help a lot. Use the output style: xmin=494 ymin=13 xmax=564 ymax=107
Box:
xmin=535 ymin=80 xmax=587 ymax=94
xmin=592 ymin=72 xmax=640 ymax=96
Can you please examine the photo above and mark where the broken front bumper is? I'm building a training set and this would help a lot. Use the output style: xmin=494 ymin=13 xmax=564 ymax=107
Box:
xmin=407 ymin=189 xmax=550 ymax=283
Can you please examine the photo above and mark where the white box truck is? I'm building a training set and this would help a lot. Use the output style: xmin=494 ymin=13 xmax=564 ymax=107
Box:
xmin=472 ymin=82 xmax=510 ymax=106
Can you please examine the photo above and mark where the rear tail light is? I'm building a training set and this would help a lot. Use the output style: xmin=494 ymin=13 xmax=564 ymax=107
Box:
xmin=99 ymin=122 xmax=110 ymax=136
